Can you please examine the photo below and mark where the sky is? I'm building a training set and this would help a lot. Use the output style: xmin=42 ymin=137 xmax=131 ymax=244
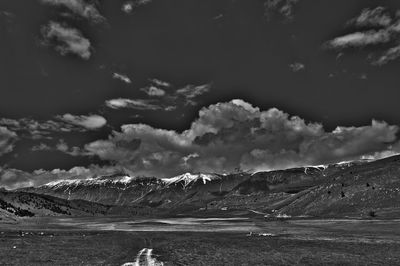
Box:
xmin=1 ymin=0 xmax=400 ymax=189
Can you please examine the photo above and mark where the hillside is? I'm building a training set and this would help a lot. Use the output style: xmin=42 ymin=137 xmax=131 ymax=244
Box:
xmin=21 ymin=175 xmax=164 ymax=206
xmin=0 ymin=189 xmax=111 ymax=220
xmin=274 ymin=155 xmax=400 ymax=218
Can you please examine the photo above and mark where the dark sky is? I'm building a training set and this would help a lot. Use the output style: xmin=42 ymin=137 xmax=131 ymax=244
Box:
xmin=1 ymin=0 xmax=400 ymax=188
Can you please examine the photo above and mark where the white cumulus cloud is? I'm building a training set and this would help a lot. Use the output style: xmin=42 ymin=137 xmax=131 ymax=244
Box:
xmin=85 ymin=99 xmax=399 ymax=177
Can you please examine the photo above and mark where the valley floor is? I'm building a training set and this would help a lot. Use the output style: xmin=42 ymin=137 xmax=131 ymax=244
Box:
xmin=0 ymin=217 xmax=400 ymax=265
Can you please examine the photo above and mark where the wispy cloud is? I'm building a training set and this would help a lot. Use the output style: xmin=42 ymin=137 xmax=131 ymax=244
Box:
xmin=105 ymin=82 xmax=211 ymax=111
xmin=40 ymin=0 xmax=105 ymax=23
xmin=141 ymin=86 xmax=166 ymax=97
xmin=325 ymin=6 xmax=400 ymax=65
xmin=41 ymin=21 xmax=92 ymax=60
xmin=325 ymin=30 xmax=391 ymax=48
xmin=0 ymin=118 xmax=73 ymax=139
xmin=121 ymin=0 xmax=152 ymax=14
xmin=347 ymin=7 xmax=392 ymax=27
xmin=372 ymin=44 xmax=400 ymax=66
xmin=149 ymin=78 xmax=171 ymax=87
xmin=289 ymin=62 xmax=305 ymax=72
xmin=0 ymin=165 xmax=126 ymax=189
xmin=105 ymin=98 xmax=162 ymax=110
xmin=58 ymin=114 xmax=107 ymax=130
xmin=0 ymin=114 xmax=106 ymax=140
xmin=31 ymin=143 xmax=52 ymax=152
xmin=0 ymin=126 xmax=17 ymax=156
xmin=175 ymin=84 xmax=211 ymax=105
xmin=113 ymin=72 xmax=132 ymax=84
xmin=31 ymin=139 xmax=86 ymax=156
xmin=263 ymin=0 xmax=299 ymax=21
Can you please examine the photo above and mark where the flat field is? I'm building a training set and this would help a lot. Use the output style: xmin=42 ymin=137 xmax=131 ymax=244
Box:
xmin=0 ymin=217 xmax=399 ymax=265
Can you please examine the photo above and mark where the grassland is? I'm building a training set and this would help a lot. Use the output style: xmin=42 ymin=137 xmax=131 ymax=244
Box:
xmin=1 ymin=217 xmax=400 ymax=265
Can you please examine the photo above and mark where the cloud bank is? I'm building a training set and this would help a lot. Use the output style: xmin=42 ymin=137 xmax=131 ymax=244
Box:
xmin=86 ymin=99 xmax=399 ymax=177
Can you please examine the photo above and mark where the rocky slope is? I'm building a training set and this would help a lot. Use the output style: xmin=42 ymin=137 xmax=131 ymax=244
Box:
xmin=274 ymin=155 xmax=400 ymax=218
xmin=0 ymin=189 xmax=111 ymax=219
xmin=21 ymin=174 xmax=164 ymax=206
xmin=20 ymin=172 xmax=248 ymax=210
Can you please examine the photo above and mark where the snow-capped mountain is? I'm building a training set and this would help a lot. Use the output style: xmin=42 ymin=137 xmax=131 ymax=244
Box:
xmin=44 ymin=175 xmax=136 ymax=189
xmin=8 ymin=155 xmax=400 ymax=219
xmin=20 ymin=174 xmax=163 ymax=206
xmin=162 ymin=173 xmax=221 ymax=188
xmin=16 ymin=157 xmax=380 ymax=214
xmin=19 ymin=172 xmax=245 ymax=208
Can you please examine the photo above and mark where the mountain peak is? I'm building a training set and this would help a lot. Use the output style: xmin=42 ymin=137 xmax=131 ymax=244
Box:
xmin=43 ymin=175 xmax=136 ymax=188
xmin=162 ymin=173 xmax=220 ymax=188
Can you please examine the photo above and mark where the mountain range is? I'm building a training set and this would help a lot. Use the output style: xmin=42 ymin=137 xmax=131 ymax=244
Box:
xmin=1 ymin=155 xmax=400 ymax=221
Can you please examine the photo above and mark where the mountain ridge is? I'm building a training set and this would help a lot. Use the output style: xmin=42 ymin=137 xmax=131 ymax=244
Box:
xmin=11 ymin=155 xmax=400 ymax=219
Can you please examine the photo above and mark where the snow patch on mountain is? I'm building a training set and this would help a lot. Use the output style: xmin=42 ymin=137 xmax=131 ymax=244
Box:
xmin=162 ymin=173 xmax=220 ymax=188
xmin=43 ymin=175 xmax=135 ymax=188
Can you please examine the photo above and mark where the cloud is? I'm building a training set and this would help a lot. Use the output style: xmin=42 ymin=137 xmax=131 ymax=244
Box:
xmin=85 ymin=99 xmax=399 ymax=177
xmin=325 ymin=6 xmax=400 ymax=65
xmin=347 ymin=7 xmax=392 ymax=27
xmin=105 ymin=82 xmax=211 ymax=111
xmin=55 ymin=139 xmax=86 ymax=156
xmin=0 ymin=116 xmax=103 ymax=139
xmin=372 ymin=44 xmax=400 ymax=66
xmin=105 ymin=98 xmax=162 ymax=110
xmin=31 ymin=139 xmax=86 ymax=156
xmin=41 ymin=21 xmax=92 ymax=60
xmin=289 ymin=62 xmax=305 ymax=72
xmin=122 ymin=1 xmax=134 ymax=13
xmin=326 ymin=30 xmax=391 ymax=48
xmin=112 ymin=73 xmax=132 ymax=84
xmin=263 ymin=0 xmax=299 ymax=21
xmin=0 ymin=127 xmax=17 ymax=156
xmin=40 ymin=0 xmax=105 ymax=23
xmin=0 ymin=10 xmax=15 ymax=33
xmin=58 ymin=114 xmax=107 ymax=130
xmin=121 ymin=0 xmax=152 ymax=14
xmin=150 ymin=78 xmax=171 ymax=87
xmin=0 ymin=165 xmax=125 ymax=190
xmin=175 ymin=84 xmax=211 ymax=105
xmin=31 ymin=143 xmax=52 ymax=152
xmin=141 ymin=86 xmax=166 ymax=97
